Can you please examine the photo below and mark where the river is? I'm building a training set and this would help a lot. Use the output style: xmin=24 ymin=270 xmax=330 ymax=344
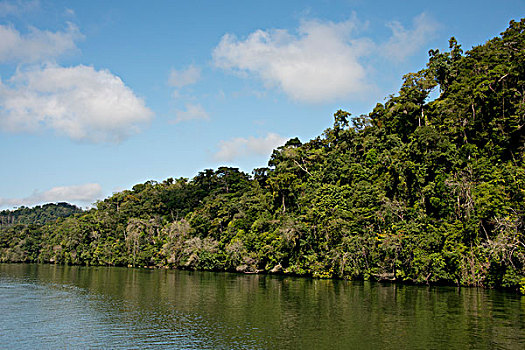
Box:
xmin=0 ymin=264 xmax=523 ymax=349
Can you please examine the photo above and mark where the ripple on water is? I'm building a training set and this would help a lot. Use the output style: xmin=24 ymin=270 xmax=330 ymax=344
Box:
xmin=0 ymin=264 xmax=524 ymax=350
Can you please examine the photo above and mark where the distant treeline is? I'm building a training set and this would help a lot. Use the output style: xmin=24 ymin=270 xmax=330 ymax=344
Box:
xmin=0 ymin=203 xmax=82 ymax=227
xmin=1 ymin=19 xmax=524 ymax=293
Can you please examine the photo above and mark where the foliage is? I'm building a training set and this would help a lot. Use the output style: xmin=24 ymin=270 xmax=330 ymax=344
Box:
xmin=0 ymin=203 xmax=82 ymax=227
xmin=1 ymin=19 xmax=524 ymax=292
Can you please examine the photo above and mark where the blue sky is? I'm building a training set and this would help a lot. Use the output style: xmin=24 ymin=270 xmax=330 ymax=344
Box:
xmin=0 ymin=0 xmax=523 ymax=209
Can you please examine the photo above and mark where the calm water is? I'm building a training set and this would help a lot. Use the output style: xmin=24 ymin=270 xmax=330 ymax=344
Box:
xmin=0 ymin=264 xmax=523 ymax=349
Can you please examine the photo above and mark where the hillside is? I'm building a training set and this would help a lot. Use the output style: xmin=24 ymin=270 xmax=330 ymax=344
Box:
xmin=0 ymin=203 xmax=83 ymax=227
xmin=1 ymin=19 xmax=524 ymax=292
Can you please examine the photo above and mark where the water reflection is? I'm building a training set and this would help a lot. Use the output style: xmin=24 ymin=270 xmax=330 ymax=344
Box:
xmin=0 ymin=264 xmax=523 ymax=349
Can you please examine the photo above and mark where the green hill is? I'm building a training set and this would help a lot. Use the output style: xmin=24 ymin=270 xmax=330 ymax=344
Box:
xmin=0 ymin=203 xmax=83 ymax=227
xmin=1 ymin=19 xmax=524 ymax=292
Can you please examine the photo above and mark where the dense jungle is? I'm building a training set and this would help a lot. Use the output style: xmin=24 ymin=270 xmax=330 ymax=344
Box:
xmin=2 ymin=19 xmax=524 ymax=292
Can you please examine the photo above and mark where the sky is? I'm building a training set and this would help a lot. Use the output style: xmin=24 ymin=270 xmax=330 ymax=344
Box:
xmin=0 ymin=0 xmax=523 ymax=210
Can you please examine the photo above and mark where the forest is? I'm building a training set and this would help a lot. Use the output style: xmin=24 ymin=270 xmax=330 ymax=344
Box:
xmin=1 ymin=19 xmax=524 ymax=293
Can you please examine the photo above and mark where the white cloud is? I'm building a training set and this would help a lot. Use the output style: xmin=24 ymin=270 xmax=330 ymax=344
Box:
xmin=213 ymin=16 xmax=372 ymax=103
xmin=0 ymin=0 xmax=39 ymax=17
xmin=0 ymin=64 xmax=153 ymax=143
xmin=0 ymin=183 xmax=102 ymax=209
xmin=172 ymin=103 xmax=209 ymax=124
xmin=213 ymin=14 xmax=439 ymax=103
xmin=168 ymin=65 xmax=201 ymax=89
xmin=34 ymin=183 xmax=102 ymax=203
xmin=214 ymin=132 xmax=287 ymax=162
xmin=0 ymin=22 xmax=82 ymax=63
xmin=64 ymin=8 xmax=75 ymax=17
xmin=383 ymin=13 xmax=439 ymax=61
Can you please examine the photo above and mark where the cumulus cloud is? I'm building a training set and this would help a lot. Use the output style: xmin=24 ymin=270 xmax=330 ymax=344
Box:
xmin=213 ymin=14 xmax=439 ymax=103
xmin=172 ymin=103 xmax=209 ymax=124
xmin=213 ymin=17 xmax=372 ymax=103
xmin=0 ymin=183 xmax=102 ymax=209
xmin=0 ymin=22 xmax=82 ymax=63
xmin=214 ymin=132 xmax=287 ymax=162
xmin=0 ymin=64 xmax=153 ymax=143
xmin=383 ymin=13 xmax=439 ymax=61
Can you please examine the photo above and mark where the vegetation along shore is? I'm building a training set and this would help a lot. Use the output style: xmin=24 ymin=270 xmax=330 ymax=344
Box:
xmin=1 ymin=19 xmax=524 ymax=293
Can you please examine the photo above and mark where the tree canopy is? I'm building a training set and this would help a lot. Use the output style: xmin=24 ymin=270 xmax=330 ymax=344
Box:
xmin=1 ymin=19 xmax=524 ymax=293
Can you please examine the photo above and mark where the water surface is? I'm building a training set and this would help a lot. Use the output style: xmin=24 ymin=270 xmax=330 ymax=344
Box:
xmin=0 ymin=264 xmax=523 ymax=349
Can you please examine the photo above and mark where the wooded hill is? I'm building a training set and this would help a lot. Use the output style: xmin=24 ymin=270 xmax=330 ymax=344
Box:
xmin=1 ymin=19 xmax=524 ymax=292
xmin=0 ymin=203 xmax=82 ymax=227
